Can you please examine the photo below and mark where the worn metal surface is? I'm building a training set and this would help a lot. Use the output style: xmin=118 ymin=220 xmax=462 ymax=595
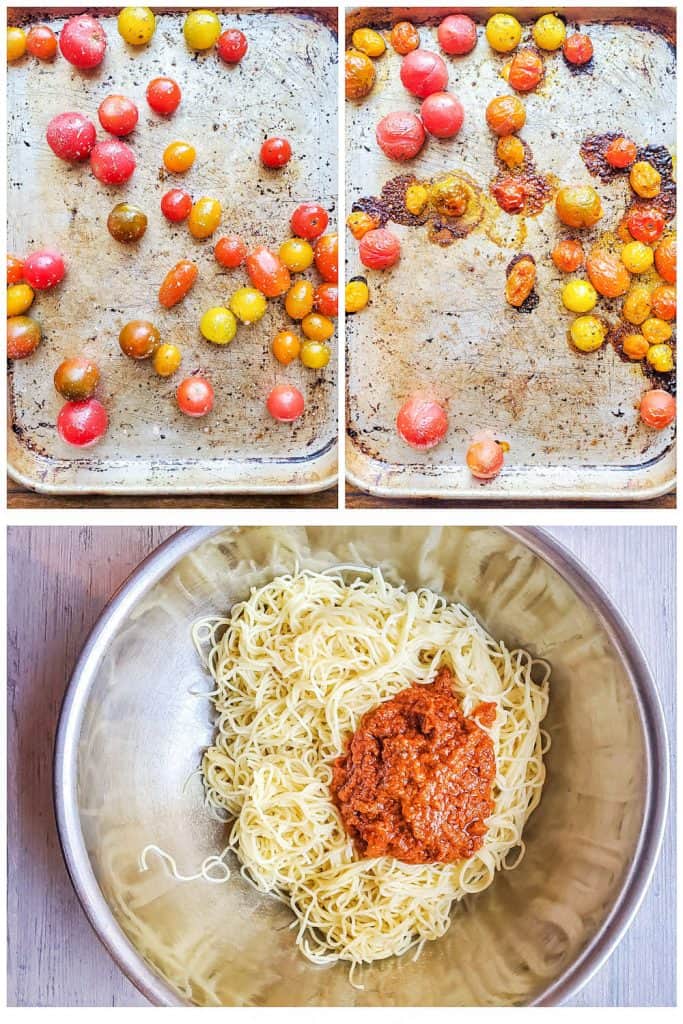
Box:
xmin=7 ymin=7 xmax=338 ymax=494
xmin=345 ymin=7 xmax=676 ymax=500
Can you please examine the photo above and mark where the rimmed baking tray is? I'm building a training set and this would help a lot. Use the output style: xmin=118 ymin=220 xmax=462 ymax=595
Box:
xmin=7 ymin=7 xmax=338 ymax=495
xmin=345 ymin=7 xmax=675 ymax=501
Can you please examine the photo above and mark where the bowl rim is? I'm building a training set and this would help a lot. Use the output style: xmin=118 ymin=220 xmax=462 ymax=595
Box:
xmin=53 ymin=525 xmax=670 ymax=1008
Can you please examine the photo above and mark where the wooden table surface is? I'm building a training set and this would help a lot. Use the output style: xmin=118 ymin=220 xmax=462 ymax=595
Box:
xmin=7 ymin=526 xmax=675 ymax=1007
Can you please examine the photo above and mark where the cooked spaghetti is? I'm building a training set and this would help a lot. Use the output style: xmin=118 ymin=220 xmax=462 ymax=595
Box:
xmin=172 ymin=567 xmax=550 ymax=970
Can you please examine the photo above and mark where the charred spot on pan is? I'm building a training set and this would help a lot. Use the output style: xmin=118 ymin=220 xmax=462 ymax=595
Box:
xmin=580 ymin=131 xmax=624 ymax=181
xmin=516 ymin=291 xmax=539 ymax=313
xmin=491 ymin=139 xmax=556 ymax=216
xmin=380 ymin=175 xmax=425 ymax=227
xmin=352 ymin=195 xmax=389 ymax=227
xmin=644 ymin=361 xmax=676 ymax=395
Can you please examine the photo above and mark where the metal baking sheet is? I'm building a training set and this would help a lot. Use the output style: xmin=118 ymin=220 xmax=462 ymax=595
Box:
xmin=345 ymin=7 xmax=676 ymax=501
xmin=7 ymin=7 xmax=337 ymax=494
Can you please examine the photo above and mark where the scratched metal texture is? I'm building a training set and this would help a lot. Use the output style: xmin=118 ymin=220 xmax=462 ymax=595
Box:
xmin=7 ymin=7 xmax=338 ymax=494
xmin=345 ymin=7 xmax=676 ymax=501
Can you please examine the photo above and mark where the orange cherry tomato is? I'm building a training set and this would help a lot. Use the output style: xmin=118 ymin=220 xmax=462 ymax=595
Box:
xmin=301 ymin=313 xmax=334 ymax=341
xmin=626 ymin=206 xmax=665 ymax=245
xmin=272 ymin=330 xmax=302 ymax=365
xmin=651 ymin=285 xmax=676 ymax=321
xmin=158 ymin=259 xmax=198 ymax=308
xmin=466 ymin=437 xmax=505 ymax=479
xmin=7 ymin=254 xmax=24 ymax=285
xmin=654 ymin=236 xmax=676 ymax=284
xmin=586 ymin=250 xmax=630 ymax=298
xmin=313 ymin=283 xmax=338 ymax=317
xmin=485 ymin=95 xmax=525 ymax=136
xmin=390 ymin=21 xmax=419 ymax=55
xmin=285 ymin=279 xmax=315 ymax=319
xmin=314 ymin=233 xmax=338 ymax=282
xmin=604 ymin=137 xmax=637 ymax=169
xmin=246 ymin=246 xmax=291 ymax=298
xmin=563 ymin=33 xmax=593 ymax=66
xmin=26 ymin=24 xmax=58 ymax=60
xmin=639 ymin=389 xmax=675 ymax=429
xmin=214 ymin=235 xmax=247 ymax=268
xmin=163 ymin=140 xmax=196 ymax=173
xmin=552 ymin=239 xmax=584 ymax=273
xmin=507 ymin=50 xmax=543 ymax=93
xmin=505 ymin=256 xmax=536 ymax=307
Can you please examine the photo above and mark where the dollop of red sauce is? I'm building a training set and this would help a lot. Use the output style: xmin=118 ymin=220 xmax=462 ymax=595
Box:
xmin=330 ymin=668 xmax=497 ymax=864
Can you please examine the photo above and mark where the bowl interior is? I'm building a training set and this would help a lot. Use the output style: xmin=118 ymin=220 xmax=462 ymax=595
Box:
xmin=75 ymin=526 xmax=647 ymax=1006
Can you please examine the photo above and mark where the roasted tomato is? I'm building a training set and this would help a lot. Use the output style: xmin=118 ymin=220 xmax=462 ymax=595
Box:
xmin=352 ymin=28 xmax=386 ymax=57
xmin=485 ymin=13 xmax=522 ymax=53
xmin=26 ymin=25 xmax=58 ymax=60
xmin=622 ymin=333 xmax=649 ymax=361
xmin=98 ymin=94 xmax=139 ymax=136
xmin=586 ymin=250 xmax=630 ymax=298
xmin=555 ymin=184 xmax=603 ymax=228
xmin=314 ymin=233 xmax=338 ymax=282
xmin=532 ymin=13 xmax=565 ymax=51
xmin=7 ymin=316 xmax=41 ymax=359
xmin=375 ymin=111 xmax=425 ymax=160
xmin=347 ymin=210 xmax=379 ymax=239
xmin=313 ymin=283 xmax=338 ymax=317
xmin=654 ymin=236 xmax=676 ymax=283
xmin=605 ymin=136 xmax=637 ymax=169
xmin=119 ymin=319 xmax=159 ymax=359
xmin=359 ymin=228 xmax=400 ymax=270
xmin=492 ymin=177 xmax=526 ymax=213
xmin=7 ymin=255 xmax=24 ymax=285
xmin=246 ymin=246 xmax=291 ymax=297
xmin=437 ymin=14 xmax=477 ymax=56
xmin=90 ymin=140 xmax=136 ymax=184
xmin=46 ymin=112 xmax=97 ymax=162
xmin=622 ymin=285 xmax=651 ymax=326
xmin=563 ymin=33 xmax=593 ymax=66
xmin=159 ymin=259 xmax=198 ymax=308
xmin=507 ymin=50 xmax=543 ymax=92
xmin=621 ymin=241 xmax=654 ymax=274
xmin=161 ymin=188 xmax=192 ymax=222
xmin=107 ymin=202 xmax=148 ymax=242
xmin=466 ymin=436 xmax=504 ymax=479
xmin=291 ymin=203 xmax=329 ymax=240
xmin=390 ymin=21 xmax=420 ymax=55
xmin=345 ymin=49 xmax=375 ymax=100
xmin=496 ymin=135 xmax=525 ymax=169
xmin=345 ymin=277 xmax=369 ymax=313
xmin=570 ymin=315 xmax=606 ymax=352
xmin=217 ymin=28 xmax=248 ymax=63
xmin=400 ymin=49 xmax=449 ymax=99
xmin=146 ymin=76 xmax=181 ymax=115
xmin=260 ymin=137 xmax=292 ymax=169
xmin=651 ymin=285 xmax=676 ymax=321
xmin=285 ymin=279 xmax=314 ymax=319
xmin=420 ymin=92 xmax=464 ymax=138
xmin=188 ymin=197 xmax=222 ymax=239
xmin=505 ymin=256 xmax=536 ymax=307
xmin=630 ymin=161 xmax=661 ymax=199
xmin=54 ymin=357 xmax=100 ymax=400
xmin=57 ymin=399 xmax=108 ymax=446
xmin=396 ymin=396 xmax=448 ymax=449
xmin=642 ymin=318 xmax=672 ymax=346
xmin=176 ymin=375 xmax=214 ymax=417
xmin=552 ymin=239 xmax=584 ymax=272
xmin=266 ymin=384 xmax=305 ymax=422
xmin=640 ymin=389 xmax=675 ymax=429
xmin=627 ymin=206 xmax=665 ymax=245
xmin=485 ymin=95 xmax=526 ymax=136
xmin=429 ymin=176 xmax=468 ymax=217
xmin=215 ymin=235 xmax=247 ymax=268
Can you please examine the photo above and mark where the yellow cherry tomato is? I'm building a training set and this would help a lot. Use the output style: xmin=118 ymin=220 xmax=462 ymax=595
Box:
xmin=532 ymin=14 xmax=566 ymax=51
xmin=622 ymin=285 xmax=652 ymax=325
xmin=285 ymin=280 xmax=314 ymax=320
xmin=485 ymin=14 xmax=522 ymax=53
xmin=646 ymin=343 xmax=674 ymax=372
xmin=279 ymin=237 xmax=314 ymax=272
xmin=300 ymin=340 xmax=331 ymax=369
xmin=183 ymin=10 xmax=221 ymax=50
xmin=345 ymin=277 xmax=369 ymax=313
xmin=561 ymin=279 xmax=597 ymax=313
xmin=351 ymin=28 xmax=386 ymax=58
xmin=622 ymin=333 xmax=649 ymax=360
xmin=188 ymin=197 xmax=222 ymax=239
xmin=642 ymin=317 xmax=673 ymax=345
xmin=117 ymin=7 xmax=156 ymax=46
xmin=200 ymin=306 xmax=237 ymax=345
xmin=570 ymin=315 xmax=606 ymax=352
xmin=301 ymin=312 xmax=334 ymax=341
xmin=272 ymin=330 xmax=302 ymax=365
xmin=229 ymin=286 xmax=267 ymax=324
xmin=7 ymin=283 xmax=34 ymax=316
xmin=152 ymin=343 xmax=182 ymax=376
xmin=496 ymin=135 xmax=525 ymax=169
xmin=347 ymin=210 xmax=379 ymax=238
xmin=621 ymin=240 xmax=654 ymax=274
xmin=7 ymin=27 xmax=26 ymax=62
xmin=630 ymin=161 xmax=661 ymax=199
xmin=163 ymin=140 xmax=196 ymax=173
xmin=404 ymin=184 xmax=429 ymax=216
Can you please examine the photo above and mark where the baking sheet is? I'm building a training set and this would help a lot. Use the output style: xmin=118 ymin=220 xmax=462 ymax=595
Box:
xmin=345 ymin=7 xmax=676 ymax=501
xmin=7 ymin=7 xmax=338 ymax=494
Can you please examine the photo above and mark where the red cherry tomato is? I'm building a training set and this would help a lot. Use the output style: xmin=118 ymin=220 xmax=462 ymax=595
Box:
xmin=375 ymin=111 xmax=426 ymax=161
xmin=98 ymin=94 xmax=139 ymax=137
xmin=57 ymin=399 xmax=108 ymax=446
xmin=59 ymin=14 xmax=107 ymax=69
xmin=46 ymin=112 xmax=97 ymax=162
xmin=563 ymin=33 xmax=593 ymax=66
xmin=215 ymin=235 xmax=247 ymax=268
xmin=437 ymin=14 xmax=477 ymax=56
xmin=605 ymin=136 xmax=637 ymax=169
xmin=217 ymin=28 xmax=248 ymax=63
xmin=146 ymin=77 xmax=182 ymax=115
xmin=492 ymin=177 xmax=526 ymax=213
xmin=626 ymin=206 xmax=665 ymax=244
xmin=396 ymin=396 xmax=448 ymax=449
xmin=246 ymin=246 xmax=290 ymax=297
xmin=90 ymin=140 xmax=136 ymax=185
xmin=260 ymin=137 xmax=292 ymax=168
xmin=7 ymin=255 xmax=24 ymax=285
xmin=639 ymin=389 xmax=675 ymax=429
xmin=266 ymin=384 xmax=305 ymax=422
xmin=400 ymin=49 xmax=448 ymax=99
xmin=176 ymin=376 xmax=214 ymax=417
xmin=313 ymin=283 xmax=338 ymax=317
xmin=314 ymin=234 xmax=338 ymax=282
xmin=23 ymin=250 xmax=66 ymax=290
xmin=26 ymin=24 xmax=58 ymax=60
xmin=466 ymin=437 xmax=505 ymax=479
xmin=359 ymin=228 xmax=400 ymax=270
xmin=290 ymin=203 xmax=329 ymax=240
xmin=420 ymin=92 xmax=464 ymax=138
xmin=160 ymin=188 xmax=192 ymax=222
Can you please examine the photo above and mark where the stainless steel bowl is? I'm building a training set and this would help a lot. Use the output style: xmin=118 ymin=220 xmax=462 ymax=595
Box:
xmin=54 ymin=527 xmax=669 ymax=1007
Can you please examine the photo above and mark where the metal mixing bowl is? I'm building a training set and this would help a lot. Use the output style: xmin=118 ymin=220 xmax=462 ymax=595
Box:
xmin=54 ymin=527 xmax=669 ymax=1006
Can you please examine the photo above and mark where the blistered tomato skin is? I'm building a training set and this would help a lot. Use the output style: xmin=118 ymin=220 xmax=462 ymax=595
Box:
xmin=7 ymin=316 xmax=41 ymax=359
xmin=119 ymin=320 xmax=160 ymax=359
xmin=508 ymin=50 xmax=543 ymax=93
xmin=651 ymin=285 xmax=676 ymax=321
xmin=555 ymin=185 xmax=603 ymax=228
xmin=59 ymin=15 xmax=107 ymax=69
xmin=217 ymin=28 xmax=248 ymax=63
xmin=552 ymin=239 xmax=584 ymax=273
xmin=420 ymin=93 xmax=464 ymax=138
xmin=493 ymin=177 xmax=526 ymax=214
xmin=437 ymin=15 xmax=477 ymax=56
xmin=107 ymin=202 xmax=148 ymax=242
xmin=26 ymin=25 xmax=58 ymax=60
xmin=214 ymin=235 xmax=247 ymax=268
xmin=605 ymin=137 xmax=637 ymax=169
xmin=46 ymin=112 xmax=97 ymax=162
xmin=563 ymin=33 xmax=593 ymax=65
xmin=246 ymin=246 xmax=291 ymax=298
xmin=146 ymin=77 xmax=181 ymax=115
xmin=345 ymin=49 xmax=375 ymax=100
xmin=505 ymin=256 xmax=536 ymax=307
xmin=376 ymin=111 xmax=426 ymax=161
xmin=266 ymin=385 xmax=305 ymax=422
xmin=654 ymin=237 xmax=676 ymax=284
xmin=188 ymin=197 xmax=222 ymax=239
xmin=291 ymin=203 xmax=328 ymax=240
xmin=314 ymin=234 xmax=339 ymax=282
xmin=260 ymin=137 xmax=292 ymax=168
xmin=352 ymin=28 xmax=386 ymax=57
xmin=486 ymin=95 xmax=525 ymax=136
xmin=98 ymin=95 xmax=139 ymax=136
xmin=390 ymin=22 xmax=420 ymax=55
xmin=158 ymin=260 xmax=199 ymax=308
xmin=54 ymin=357 xmax=100 ymax=400
xmin=396 ymin=397 xmax=448 ymax=449
xmin=176 ymin=376 xmax=214 ymax=417
xmin=627 ymin=207 xmax=665 ymax=245
xmin=57 ymin=399 xmax=109 ymax=447
xmin=24 ymin=250 xmax=66 ymax=290
xmin=640 ymin=389 xmax=675 ymax=429
xmin=161 ymin=188 xmax=192 ymax=222
xmin=400 ymin=49 xmax=449 ymax=99
xmin=359 ymin=228 xmax=401 ymax=270
xmin=586 ymin=251 xmax=630 ymax=298
xmin=91 ymin=141 xmax=136 ymax=185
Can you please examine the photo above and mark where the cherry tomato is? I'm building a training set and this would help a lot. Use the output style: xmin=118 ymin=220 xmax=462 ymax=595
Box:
xmin=188 ymin=197 xmax=222 ymax=239
xmin=183 ymin=10 xmax=221 ymax=51
xmin=285 ymin=280 xmax=314 ymax=319
xmin=163 ymin=140 xmax=196 ymax=173
xmin=159 ymin=259 xmax=198 ymax=308
xmin=639 ymin=389 xmax=675 ymax=429
xmin=651 ymin=285 xmax=676 ymax=321
xmin=563 ymin=33 xmax=593 ymax=66
xmin=160 ymin=188 xmax=192 ymax=222
xmin=302 ymin=313 xmax=334 ymax=341
xmin=420 ymin=92 xmax=464 ymax=139
xmin=7 ymin=284 xmax=34 ymax=317
xmin=605 ymin=136 xmax=637 ymax=169
xmin=26 ymin=25 xmax=58 ymax=60
xmin=654 ymin=237 xmax=676 ymax=284
xmin=291 ymin=203 xmax=329 ymax=240
xmin=505 ymin=256 xmax=536 ymax=307
xmin=177 ymin=375 xmax=214 ymax=417
xmin=146 ymin=76 xmax=181 ymax=115
xmin=7 ymin=316 xmax=41 ymax=359
xmin=627 ymin=206 xmax=665 ymax=245
xmin=376 ymin=111 xmax=426 ymax=161
xmin=119 ymin=320 xmax=159 ymax=359
xmin=313 ymin=283 xmax=338 ymax=317
xmin=314 ymin=234 xmax=338 ymax=282
xmin=347 ymin=211 xmax=380 ymax=239
xmin=466 ymin=437 xmax=504 ymax=479
xmin=272 ymin=330 xmax=301 ymax=365
xmin=486 ymin=95 xmax=526 ymax=136
xmin=552 ymin=239 xmax=584 ymax=272
xmin=396 ymin=396 xmax=448 ymax=449
xmin=24 ymin=250 xmax=66 ymax=290
xmin=437 ymin=14 xmax=477 ymax=56
xmin=59 ymin=15 xmax=107 ymax=69
xmin=390 ymin=22 xmax=420 ymax=56
xmin=266 ymin=384 xmax=305 ymax=422
xmin=117 ymin=7 xmax=156 ymax=46
xmin=107 ymin=202 xmax=148 ymax=243
xmin=217 ymin=28 xmax=247 ymax=63
xmin=300 ymin=340 xmax=330 ymax=369
xmin=7 ymin=255 xmax=24 ymax=285
xmin=260 ymin=137 xmax=292 ymax=168
xmin=230 ymin=287 xmax=267 ymax=324
xmin=352 ymin=28 xmax=385 ymax=58
xmin=279 ymin=238 xmax=314 ymax=272
xmin=7 ymin=27 xmax=27 ymax=62
xmin=90 ymin=140 xmax=136 ymax=185
xmin=46 ymin=112 xmax=97 ymax=162
xmin=586 ymin=251 xmax=630 ymax=298
xmin=200 ymin=306 xmax=237 ymax=345
xmin=246 ymin=246 xmax=291 ymax=297
xmin=98 ymin=95 xmax=139 ymax=137
xmin=57 ymin=399 xmax=108 ymax=446
xmin=492 ymin=177 xmax=526 ymax=213
xmin=215 ymin=235 xmax=247 ymax=268
xmin=345 ymin=49 xmax=375 ymax=100
xmin=359 ymin=228 xmax=400 ymax=270
xmin=400 ymin=49 xmax=448 ymax=99
xmin=54 ymin=357 xmax=100 ymax=400
xmin=556 ymin=185 xmax=603 ymax=228
xmin=508 ymin=50 xmax=543 ymax=93
xmin=152 ymin=343 xmax=182 ymax=377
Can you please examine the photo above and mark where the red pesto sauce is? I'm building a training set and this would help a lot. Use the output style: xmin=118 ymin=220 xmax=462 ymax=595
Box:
xmin=331 ymin=668 xmax=497 ymax=864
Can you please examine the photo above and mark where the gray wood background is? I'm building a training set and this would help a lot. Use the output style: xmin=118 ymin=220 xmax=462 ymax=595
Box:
xmin=6 ymin=526 xmax=676 ymax=1007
